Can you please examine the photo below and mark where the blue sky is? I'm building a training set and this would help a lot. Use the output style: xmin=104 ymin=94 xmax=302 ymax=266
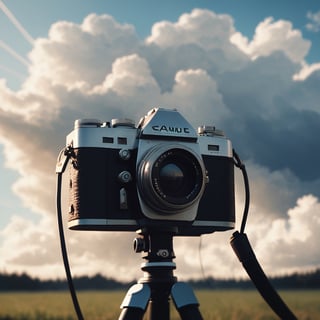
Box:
xmin=0 ymin=0 xmax=319 ymax=281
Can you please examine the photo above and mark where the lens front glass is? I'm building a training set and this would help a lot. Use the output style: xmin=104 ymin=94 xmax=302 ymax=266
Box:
xmin=153 ymin=149 xmax=202 ymax=205
xmin=159 ymin=163 xmax=184 ymax=194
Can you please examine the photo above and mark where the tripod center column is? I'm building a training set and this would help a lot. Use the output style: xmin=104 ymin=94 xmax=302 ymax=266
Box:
xmin=134 ymin=228 xmax=178 ymax=320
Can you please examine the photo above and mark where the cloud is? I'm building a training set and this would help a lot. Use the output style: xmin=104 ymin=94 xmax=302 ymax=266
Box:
xmin=27 ymin=13 xmax=139 ymax=93
xmin=144 ymin=8 xmax=248 ymax=92
xmin=0 ymin=214 xmax=62 ymax=278
xmin=162 ymin=68 xmax=229 ymax=125
xmin=293 ymin=61 xmax=320 ymax=81
xmin=218 ymin=53 xmax=320 ymax=181
xmin=0 ymin=9 xmax=319 ymax=280
xmin=91 ymin=54 xmax=160 ymax=103
xmin=147 ymin=9 xmax=235 ymax=51
xmin=306 ymin=11 xmax=320 ymax=32
xmin=253 ymin=195 xmax=320 ymax=274
xmin=231 ymin=17 xmax=311 ymax=63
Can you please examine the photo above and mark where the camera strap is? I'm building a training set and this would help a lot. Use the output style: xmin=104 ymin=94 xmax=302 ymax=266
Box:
xmin=230 ymin=232 xmax=297 ymax=320
xmin=56 ymin=146 xmax=84 ymax=320
xmin=231 ymin=150 xmax=297 ymax=320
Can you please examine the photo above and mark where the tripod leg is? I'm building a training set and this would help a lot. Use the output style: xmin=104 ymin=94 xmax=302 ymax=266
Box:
xmin=146 ymin=285 xmax=171 ymax=320
xmin=118 ymin=283 xmax=151 ymax=320
xmin=171 ymin=282 xmax=203 ymax=320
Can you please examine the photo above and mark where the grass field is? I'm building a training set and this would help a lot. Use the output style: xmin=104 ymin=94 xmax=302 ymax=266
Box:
xmin=0 ymin=290 xmax=319 ymax=319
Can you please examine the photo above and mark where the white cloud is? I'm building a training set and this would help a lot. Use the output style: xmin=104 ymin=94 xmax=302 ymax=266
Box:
xmin=91 ymin=54 xmax=160 ymax=102
xmin=293 ymin=61 xmax=320 ymax=81
xmin=0 ymin=79 xmax=57 ymax=122
xmin=231 ymin=17 xmax=311 ymax=63
xmin=0 ymin=214 xmax=61 ymax=276
xmin=27 ymin=13 xmax=139 ymax=93
xmin=253 ymin=195 xmax=320 ymax=274
xmin=147 ymin=9 xmax=235 ymax=50
xmin=0 ymin=9 xmax=319 ymax=281
xmin=162 ymin=68 xmax=229 ymax=125
xmin=145 ymin=8 xmax=248 ymax=77
xmin=306 ymin=11 xmax=320 ymax=32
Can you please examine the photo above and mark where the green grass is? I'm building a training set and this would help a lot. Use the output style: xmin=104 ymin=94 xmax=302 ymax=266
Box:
xmin=190 ymin=290 xmax=320 ymax=320
xmin=0 ymin=290 xmax=318 ymax=319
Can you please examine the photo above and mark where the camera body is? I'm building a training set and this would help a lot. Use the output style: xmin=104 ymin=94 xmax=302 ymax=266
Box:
xmin=66 ymin=108 xmax=235 ymax=236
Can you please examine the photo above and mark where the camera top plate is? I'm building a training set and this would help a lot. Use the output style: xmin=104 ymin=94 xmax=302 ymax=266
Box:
xmin=138 ymin=108 xmax=197 ymax=141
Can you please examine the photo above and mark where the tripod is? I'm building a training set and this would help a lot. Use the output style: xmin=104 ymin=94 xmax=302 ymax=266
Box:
xmin=119 ymin=228 xmax=203 ymax=320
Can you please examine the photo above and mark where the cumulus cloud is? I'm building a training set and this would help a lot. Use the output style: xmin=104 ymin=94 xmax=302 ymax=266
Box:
xmin=147 ymin=9 xmax=235 ymax=51
xmin=231 ymin=17 xmax=311 ymax=63
xmin=253 ymin=195 xmax=320 ymax=274
xmin=0 ymin=9 xmax=319 ymax=281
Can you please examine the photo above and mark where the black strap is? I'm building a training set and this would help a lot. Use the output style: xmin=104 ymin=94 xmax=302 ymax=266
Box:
xmin=230 ymin=231 xmax=297 ymax=320
xmin=56 ymin=147 xmax=84 ymax=320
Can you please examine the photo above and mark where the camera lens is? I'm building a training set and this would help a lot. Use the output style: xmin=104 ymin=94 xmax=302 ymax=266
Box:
xmin=138 ymin=145 xmax=206 ymax=215
xmin=155 ymin=150 xmax=201 ymax=203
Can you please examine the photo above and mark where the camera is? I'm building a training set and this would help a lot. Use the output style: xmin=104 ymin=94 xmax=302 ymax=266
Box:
xmin=66 ymin=108 xmax=235 ymax=236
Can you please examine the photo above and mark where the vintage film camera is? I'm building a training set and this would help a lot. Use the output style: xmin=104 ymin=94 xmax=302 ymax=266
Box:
xmin=66 ymin=108 xmax=235 ymax=236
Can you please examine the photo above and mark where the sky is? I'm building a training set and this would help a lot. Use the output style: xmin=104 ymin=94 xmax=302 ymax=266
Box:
xmin=0 ymin=0 xmax=320 ymax=282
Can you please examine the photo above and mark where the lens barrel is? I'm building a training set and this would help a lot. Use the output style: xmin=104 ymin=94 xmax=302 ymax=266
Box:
xmin=137 ymin=145 xmax=206 ymax=215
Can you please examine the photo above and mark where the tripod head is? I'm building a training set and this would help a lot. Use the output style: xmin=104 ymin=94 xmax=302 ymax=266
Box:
xmin=134 ymin=227 xmax=177 ymax=262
